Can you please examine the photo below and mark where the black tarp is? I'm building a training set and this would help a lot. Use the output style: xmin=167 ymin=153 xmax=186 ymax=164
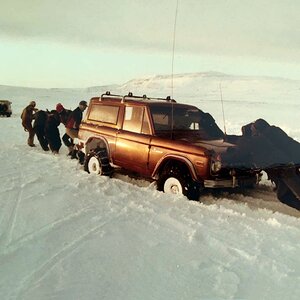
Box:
xmin=222 ymin=119 xmax=300 ymax=210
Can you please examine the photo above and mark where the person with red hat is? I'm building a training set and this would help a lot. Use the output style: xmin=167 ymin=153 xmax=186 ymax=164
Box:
xmin=55 ymin=103 xmax=73 ymax=154
xmin=56 ymin=103 xmax=64 ymax=113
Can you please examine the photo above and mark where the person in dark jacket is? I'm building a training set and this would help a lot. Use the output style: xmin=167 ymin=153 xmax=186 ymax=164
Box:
xmin=45 ymin=110 xmax=62 ymax=154
xmin=66 ymin=101 xmax=87 ymax=139
xmin=21 ymin=101 xmax=38 ymax=147
xmin=33 ymin=110 xmax=49 ymax=151
xmin=65 ymin=101 xmax=88 ymax=155
xmin=66 ymin=101 xmax=88 ymax=135
xmin=56 ymin=103 xmax=73 ymax=153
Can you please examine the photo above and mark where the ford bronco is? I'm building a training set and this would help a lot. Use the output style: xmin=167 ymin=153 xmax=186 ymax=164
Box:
xmin=77 ymin=92 xmax=262 ymax=200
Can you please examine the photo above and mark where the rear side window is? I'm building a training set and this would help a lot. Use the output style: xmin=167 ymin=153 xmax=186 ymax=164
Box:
xmin=88 ymin=104 xmax=119 ymax=124
xmin=123 ymin=106 xmax=150 ymax=134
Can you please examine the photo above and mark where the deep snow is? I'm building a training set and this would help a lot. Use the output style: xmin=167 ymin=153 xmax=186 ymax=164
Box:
xmin=1 ymin=72 xmax=300 ymax=300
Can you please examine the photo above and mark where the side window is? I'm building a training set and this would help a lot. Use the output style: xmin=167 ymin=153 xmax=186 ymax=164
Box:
xmin=123 ymin=106 xmax=150 ymax=134
xmin=141 ymin=111 xmax=151 ymax=134
xmin=88 ymin=104 xmax=119 ymax=124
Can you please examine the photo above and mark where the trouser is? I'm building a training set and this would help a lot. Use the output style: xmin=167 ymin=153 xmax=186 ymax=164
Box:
xmin=34 ymin=125 xmax=49 ymax=151
xmin=62 ymin=133 xmax=73 ymax=147
xmin=28 ymin=129 xmax=35 ymax=146
xmin=46 ymin=127 xmax=62 ymax=153
xmin=66 ymin=128 xmax=79 ymax=139
xmin=65 ymin=128 xmax=79 ymax=154
xmin=23 ymin=124 xmax=35 ymax=146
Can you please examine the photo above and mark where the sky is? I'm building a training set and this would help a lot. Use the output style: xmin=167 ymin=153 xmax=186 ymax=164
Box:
xmin=0 ymin=0 xmax=300 ymax=88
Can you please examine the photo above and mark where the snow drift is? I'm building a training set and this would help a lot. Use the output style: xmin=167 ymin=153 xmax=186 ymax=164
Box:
xmin=1 ymin=72 xmax=300 ymax=300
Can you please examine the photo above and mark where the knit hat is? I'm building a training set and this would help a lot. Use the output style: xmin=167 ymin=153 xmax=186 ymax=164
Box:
xmin=56 ymin=103 xmax=64 ymax=113
xmin=79 ymin=100 xmax=88 ymax=107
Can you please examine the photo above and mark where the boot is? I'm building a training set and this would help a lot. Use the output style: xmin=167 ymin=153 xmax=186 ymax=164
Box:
xmin=77 ymin=151 xmax=85 ymax=165
xmin=67 ymin=146 xmax=74 ymax=156
xmin=28 ymin=135 xmax=35 ymax=147
xmin=70 ymin=149 xmax=78 ymax=160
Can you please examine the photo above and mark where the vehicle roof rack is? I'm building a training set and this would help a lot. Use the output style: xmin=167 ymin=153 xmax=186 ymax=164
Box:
xmin=100 ymin=91 xmax=123 ymax=101
xmin=99 ymin=91 xmax=176 ymax=103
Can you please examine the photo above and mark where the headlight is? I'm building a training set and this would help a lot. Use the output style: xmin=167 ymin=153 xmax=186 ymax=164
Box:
xmin=211 ymin=160 xmax=222 ymax=173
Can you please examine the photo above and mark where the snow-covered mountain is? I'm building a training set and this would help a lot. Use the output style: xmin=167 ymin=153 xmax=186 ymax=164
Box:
xmin=1 ymin=72 xmax=300 ymax=300
xmin=1 ymin=71 xmax=299 ymax=137
xmin=2 ymin=71 xmax=299 ymax=105
xmin=119 ymin=71 xmax=300 ymax=105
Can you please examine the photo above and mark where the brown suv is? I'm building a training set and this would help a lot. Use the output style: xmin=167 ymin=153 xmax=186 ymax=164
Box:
xmin=78 ymin=92 xmax=260 ymax=200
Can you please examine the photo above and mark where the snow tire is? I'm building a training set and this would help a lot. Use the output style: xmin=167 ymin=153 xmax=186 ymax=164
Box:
xmin=84 ymin=148 xmax=113 ymax=176
xmin=157 ymin=164 xmax=201 ymax=200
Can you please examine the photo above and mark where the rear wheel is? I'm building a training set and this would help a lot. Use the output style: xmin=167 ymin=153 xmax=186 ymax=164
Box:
xmin=87 ymin=156 xmax=102 ymax=175
xmin=84 ymin=148 xmax=113 ymax=176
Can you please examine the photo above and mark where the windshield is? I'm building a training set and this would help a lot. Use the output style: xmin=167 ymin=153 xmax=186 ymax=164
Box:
xmin=149 ymin=105 xmax=224 ymax=139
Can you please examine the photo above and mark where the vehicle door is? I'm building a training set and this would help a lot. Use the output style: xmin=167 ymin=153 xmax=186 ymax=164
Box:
xmin=114 ymin=105 xmax=152 ymax=176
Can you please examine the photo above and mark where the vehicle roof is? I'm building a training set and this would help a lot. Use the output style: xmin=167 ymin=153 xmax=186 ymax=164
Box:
xmin=89 ymin=93 xmax=198 ymax=109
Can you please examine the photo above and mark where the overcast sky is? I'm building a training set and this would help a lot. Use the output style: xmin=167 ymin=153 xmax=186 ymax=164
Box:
xmin=0 ymin=0 xmax=300 ymax=88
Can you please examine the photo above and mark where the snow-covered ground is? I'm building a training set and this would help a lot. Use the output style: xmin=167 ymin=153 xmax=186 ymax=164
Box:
xmin=1 ymin=72 xmax=300 ymax=300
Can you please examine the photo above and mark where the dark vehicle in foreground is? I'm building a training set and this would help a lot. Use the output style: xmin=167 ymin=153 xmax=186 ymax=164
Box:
xmin=0 ymin=100 xmax=12 ymax=117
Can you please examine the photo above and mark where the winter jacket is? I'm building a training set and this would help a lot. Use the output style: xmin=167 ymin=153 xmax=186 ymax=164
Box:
xmin=45 ymin=112 xmax=62 ymax=152
xmin=33 ymin=110 xmax=49 ymax=151
xmin=66 ymin=107 xmax=83 ymax=130
xmin=59 ymin=109 xmax=72 ymax=126
xmin=21 ymin=105 xmax=36 ymax=129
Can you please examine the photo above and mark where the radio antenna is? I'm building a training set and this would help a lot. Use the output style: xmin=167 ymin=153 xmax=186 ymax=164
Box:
xmin=171 ymin=0 xmax=179 ymax=99
xmin=219 ymin=82 xmax=227 ymax=135
xmin=170 ymin=0 xmax=179 ymax=139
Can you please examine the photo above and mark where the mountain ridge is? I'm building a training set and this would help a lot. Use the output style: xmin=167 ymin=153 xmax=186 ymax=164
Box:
xmin=1 ymin=71 xmax=299 ymax=91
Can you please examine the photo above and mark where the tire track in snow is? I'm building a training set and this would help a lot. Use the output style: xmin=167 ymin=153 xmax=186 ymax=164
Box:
xmin=0 ymin=150 xmax=45 ymax=248
xmin=1 ymin=155 xmax=25 ymax=247
xmin=14 ymin=209 xmax=127 ymax=300
xmin=110 ymin=169 xmax=300 ymax=217
xmin=199 ymin=183 xmax=300 ymax=218
xmin=1 ymin=204 xmax=95 ymax=256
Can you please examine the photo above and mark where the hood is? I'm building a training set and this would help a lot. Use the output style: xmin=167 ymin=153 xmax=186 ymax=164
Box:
xmin=192 ymin=139 xmax=236 ymax=154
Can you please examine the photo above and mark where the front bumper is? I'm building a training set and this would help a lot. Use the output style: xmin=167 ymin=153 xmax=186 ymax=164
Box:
xmin=204 ymin=178 xmax=238 ymax=188
xmin=204 ymin=174 xmax=260 ymax=188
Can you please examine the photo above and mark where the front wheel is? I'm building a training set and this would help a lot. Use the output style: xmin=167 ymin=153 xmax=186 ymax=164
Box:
xmin=163 ymin=177 xmax=184 ymax=195
xmin=157 ymin=166 xmax=201 ymax=200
